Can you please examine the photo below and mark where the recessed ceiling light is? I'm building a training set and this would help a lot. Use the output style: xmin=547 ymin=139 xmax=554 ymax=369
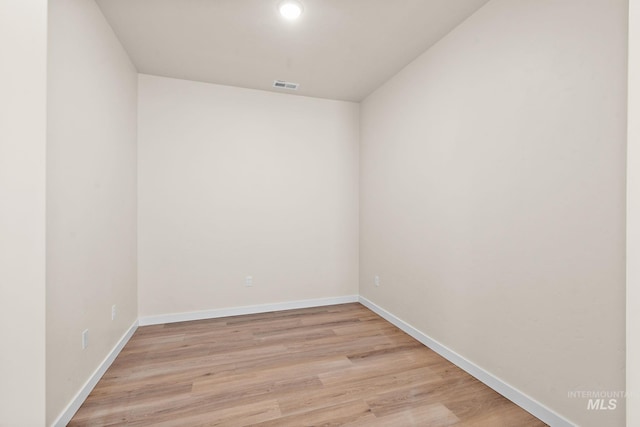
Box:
xmin=279 ymin=0 xmax=303 ymax=20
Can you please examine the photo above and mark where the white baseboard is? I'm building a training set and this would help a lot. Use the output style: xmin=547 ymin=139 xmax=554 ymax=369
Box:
xmin=358 ymin=296 xmax=575 ymax=427
xmin=138 ymin=295 xmax=360 ymax=326
xmin=51 ymin=320 xmax=138 ymax=427
xmin=52 ymin=296 xmax=571 ymax=427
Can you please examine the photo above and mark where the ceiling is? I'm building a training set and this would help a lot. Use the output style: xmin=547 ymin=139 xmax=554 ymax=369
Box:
xmin=96 ymin=0 xmax=490 ymax=102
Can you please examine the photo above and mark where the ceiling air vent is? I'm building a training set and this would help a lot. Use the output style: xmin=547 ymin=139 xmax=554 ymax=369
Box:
xmin=273 ymin=80 xmax=299 ymax=90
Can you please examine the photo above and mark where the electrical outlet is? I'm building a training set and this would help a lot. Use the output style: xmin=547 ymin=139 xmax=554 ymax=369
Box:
xmin=245 ymin=276 xmax=253 ymax=287
xmin=82 ymin=329 xmax=89 ymax=350
xmin=111 ymin=304 xmax=117 ymax=321
xmin=374 ymin=275 xmax=380 ymax=287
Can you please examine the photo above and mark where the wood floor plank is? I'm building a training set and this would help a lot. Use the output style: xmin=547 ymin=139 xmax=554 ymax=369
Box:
xmin=143 ymin=398 xmax=282 ymax=427
xmin=277 ymin=366 xmax=444 ymax=416
xmin=251 ymin=399 xmax=373 ymax=427
xmin=70 ymin=303 xmax=547 ymax=426
xmin=191 ymin=356 xmax=352 ymax=394
xmin=345 ymin=403 xmax=460 ymax=427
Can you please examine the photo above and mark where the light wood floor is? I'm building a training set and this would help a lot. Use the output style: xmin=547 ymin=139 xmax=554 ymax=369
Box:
xmin=70 ymin=303 xmax=547 ymax=426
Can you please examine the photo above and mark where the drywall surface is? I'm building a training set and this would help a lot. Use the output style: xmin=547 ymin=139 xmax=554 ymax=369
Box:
xmin=46 ymin=0 xmax=138 ymax=423
xmin=628 ymin=0 xmax=639 ymax=425
xmin=138 ymin=75 xmax=359 ymax=317
xmin=359 ymin=0 xmax=627 ymax=425
xmin=0 ymin=1 xmax=48 ymax=425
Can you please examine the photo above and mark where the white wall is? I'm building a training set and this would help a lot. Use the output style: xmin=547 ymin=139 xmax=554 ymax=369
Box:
xmin=359 ymin=0 xmax=627 ymax=426
xmin=138 ymin=75 xmax=359 ymax=317
xmin=0 ymin=1 xmax=48 ymax=426
xmin=628 ymin=1 xmax=640 ymax=425
xmin=46 ymin=0 xmax=138 ymax=423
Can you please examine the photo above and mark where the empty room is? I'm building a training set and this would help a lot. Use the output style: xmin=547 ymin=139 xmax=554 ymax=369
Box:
xmin=1 ymin=0 xmax=639 ymax=426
